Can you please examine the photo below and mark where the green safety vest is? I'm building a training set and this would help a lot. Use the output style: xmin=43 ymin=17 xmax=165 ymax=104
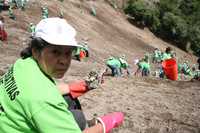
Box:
xmin=0 ymin=57 xmax=81 ymax=133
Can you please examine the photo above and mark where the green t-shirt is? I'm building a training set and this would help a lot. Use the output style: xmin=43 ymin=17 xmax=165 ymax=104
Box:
xmin=106 ymin=58 xmax=121 ymax=68
xmin=140 ymin=61 xmax=150 ymax=70
xmin=0 ymin=57 xmax=81 ymax=133
xmin=162 ymin=53 xmax=172 ymax=61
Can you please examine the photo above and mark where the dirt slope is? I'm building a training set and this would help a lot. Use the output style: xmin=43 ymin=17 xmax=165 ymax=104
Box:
xmin=0 ymin=0 xmax=199 ymax=133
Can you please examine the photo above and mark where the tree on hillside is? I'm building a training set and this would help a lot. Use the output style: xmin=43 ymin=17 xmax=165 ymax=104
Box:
xmin=159 ymin=0 xmax=181 ymax=15
xmin=124 ymin=0 xmax=200 ymax=55
xmin=124 ymin=0 xmax=160 ymax=29
xmin=161 ymin=12 xmax=188 ymax=45
xmin=179 ymin=0 xmax=200 ymax=53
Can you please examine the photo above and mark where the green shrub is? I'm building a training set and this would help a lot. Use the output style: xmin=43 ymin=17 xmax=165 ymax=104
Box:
xmin=124 ymin=0 xmax=160 ymax=29
xmin=124 ymin=0 xmax=200 ymax=55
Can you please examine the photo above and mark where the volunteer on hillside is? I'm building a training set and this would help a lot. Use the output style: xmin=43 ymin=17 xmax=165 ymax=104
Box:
xmin=105 ymin=56 xmax=130 ymax=77
xmin=0 ymin=15 xmax=7 ymax=41
xmin=162 ymin=47 xmax=173 ymax=61
xmin=0 ymin=17 xmax=124 ymax=133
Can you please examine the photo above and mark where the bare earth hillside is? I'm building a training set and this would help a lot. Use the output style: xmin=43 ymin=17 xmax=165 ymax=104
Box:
xmin=0 ymin=0 xmax=199 ymax=133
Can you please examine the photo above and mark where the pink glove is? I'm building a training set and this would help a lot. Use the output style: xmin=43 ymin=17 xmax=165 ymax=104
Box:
xmin=97 ymin=112 xmax=124 ymax=133
xmin=69 ymin=80 xmax=88 ymax=98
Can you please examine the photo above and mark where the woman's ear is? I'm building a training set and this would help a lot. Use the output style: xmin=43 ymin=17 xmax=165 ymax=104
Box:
xmin=32 ymin=48 xmax=40 ymax=60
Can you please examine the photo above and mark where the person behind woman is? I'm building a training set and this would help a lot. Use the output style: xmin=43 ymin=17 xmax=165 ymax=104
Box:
xmin=0 ymin=17 xmax=124 ymax=133
xmin=105 ymin=56 xmax=130 ymax=77
xmin=161 ymin=47 xmax=172 ymax=61
xmin=0 ymin=15 xmax=7 ymax=41
xmin=135 ymin=58 xmax=150 ymax=77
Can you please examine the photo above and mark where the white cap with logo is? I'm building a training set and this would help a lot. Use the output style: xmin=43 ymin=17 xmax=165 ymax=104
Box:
xmin=34 ymin=17 xmax=80 ymax=47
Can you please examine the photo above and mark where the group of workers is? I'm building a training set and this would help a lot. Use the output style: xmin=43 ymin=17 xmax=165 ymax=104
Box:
xmin=178 ymin=60 xmax=200 ymax=80
xmin=152 ymin=47 xmax=175 ymax=64
xmin=0 ymin=1 xmax=126 ymax=133
xmin=7 ymin=0 xmax=29 ymax=19
xmin=0 ymin=17 xmax=124 ymax=133
xmin=132 ymin=46 xmax=200 ymax=81
xmin=0 ymin=0 xmax=33 ymax=41
xmin=0 ymin=1 xmax=200 ymax=133
xmin=0 ymin=0 xmax=73 ymax=42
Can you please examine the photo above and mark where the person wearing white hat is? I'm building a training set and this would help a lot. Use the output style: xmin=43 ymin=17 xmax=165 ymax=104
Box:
xmin=0 ymin=17 xmax=124 ymax=133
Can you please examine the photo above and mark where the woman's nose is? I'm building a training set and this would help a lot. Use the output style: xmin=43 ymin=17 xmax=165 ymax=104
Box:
xmin=59 ymin=55 xmax=68 ymax=65
xmin=59 ymin=54 xmax=71 ymax=65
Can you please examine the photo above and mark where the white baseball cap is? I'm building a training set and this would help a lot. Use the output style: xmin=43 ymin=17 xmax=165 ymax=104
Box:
xmin=34 ymin=17 xmax=80 ymax=47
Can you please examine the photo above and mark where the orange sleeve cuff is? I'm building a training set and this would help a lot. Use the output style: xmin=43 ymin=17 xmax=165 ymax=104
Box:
xmin=69 ymin=80 xmax=88 ymax=98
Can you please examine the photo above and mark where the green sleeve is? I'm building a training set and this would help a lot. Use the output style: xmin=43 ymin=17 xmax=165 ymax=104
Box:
xmin=138 ymin=62 xmax=143 ymax=69
xmin=31 ymin=102 xmax=81 ymax=133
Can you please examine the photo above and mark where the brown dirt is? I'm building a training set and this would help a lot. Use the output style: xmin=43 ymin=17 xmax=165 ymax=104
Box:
xmin=0 ymin=0 xmax=199 ymax=133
